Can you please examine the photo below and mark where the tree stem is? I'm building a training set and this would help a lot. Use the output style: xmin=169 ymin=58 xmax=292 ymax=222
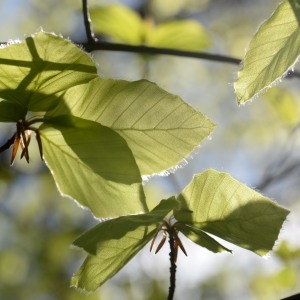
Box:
xmin=82 ymin=0 xmax=97 ymax=44
xmin=168 ymin=234 xmax=176 ymax=300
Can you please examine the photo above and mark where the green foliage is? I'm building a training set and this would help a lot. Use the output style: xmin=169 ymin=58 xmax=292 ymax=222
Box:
xmin=71 ymin=198 xmax=178 ymax=291
xmin=263 ymin=87 xmax=300 ymax=126
xmin=90 ymin=4 xmax=144 ymax=45
xmin=48 ymin=77 xmax=215 ymax=175
xmin=0 ymin=1 xmax=294 ymax=298
xmin=174 ymin=170 xmax=289 ymax=256
xmin=90 ymin=3 xmax=211 ymax=50
xmin=72 ymin=170 xmax=288 ymax=291
xmin=235 ymin=0 xmax=300 ymax=104
xmin=0 ymin=32 xmax=97 ymax=122
xmin=0 ymin=32 xmax=214 ymax=218
xmin=40 ymin=116 xmax=146 ymax=218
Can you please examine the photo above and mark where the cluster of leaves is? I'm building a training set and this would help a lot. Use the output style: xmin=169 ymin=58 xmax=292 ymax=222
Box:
xmin=72 ymin=170 xmax=289 ymax=291
xmin=0 ymin=0 xmax=299 ymax=294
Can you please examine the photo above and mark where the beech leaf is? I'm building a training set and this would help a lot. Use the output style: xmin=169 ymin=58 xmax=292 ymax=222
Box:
xmin=235 ymin=0 xmax=300 ymax=103
xmin=174 ymin=170 xmax=289 ymax=256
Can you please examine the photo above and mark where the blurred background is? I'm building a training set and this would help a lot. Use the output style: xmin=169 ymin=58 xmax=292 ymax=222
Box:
xmin=1 ymin=0 xmax=300 ymax=299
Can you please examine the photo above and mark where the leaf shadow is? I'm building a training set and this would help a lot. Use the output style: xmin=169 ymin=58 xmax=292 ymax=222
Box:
xmin=176 ymin=195 xmax=289 ymax=254
xmin=42 ymin=115 xmax=143 ymax=186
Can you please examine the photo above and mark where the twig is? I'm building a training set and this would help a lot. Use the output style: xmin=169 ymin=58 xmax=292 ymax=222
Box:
xmin=82 ymin=0 xmax=97 ymax=44
xmin=77 ymin=40 xmax=300 ymax=79
xmin=0 ymin=133 xmax=15 ymax=153
xmin=80 ymin=41 xmax=240 ymax=63
xmin=168 ymin=234 xmax=177 ymax=300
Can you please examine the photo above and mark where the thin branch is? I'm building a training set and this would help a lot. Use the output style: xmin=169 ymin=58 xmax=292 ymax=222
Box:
xmin=0 ymin=133 xmax=15 ymax=153
xmin=76 ymin=41 xmax=300 ymax=79
xmin=168 ymin=234 xmax=176 ymax=300
xmin=256 ymin=160 xmax=300 ymax=191
xmin=80 ymin=41 xmax=240 ymax=63
xmin=82 ymin=0 xmax=97 ymax=44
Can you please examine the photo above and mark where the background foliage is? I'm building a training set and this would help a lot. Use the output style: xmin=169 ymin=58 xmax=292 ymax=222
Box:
xmin=0 ymin=0 xmax=300 ymax=299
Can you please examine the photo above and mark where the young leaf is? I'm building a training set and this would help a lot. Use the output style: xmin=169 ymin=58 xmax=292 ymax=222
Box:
xmin=174 ymin=170 xmax=289 ymax=256
xmin=46 ymin=78 xmax=215 ymax=175
xmin=90 ymin=4 xmax=211 ymax=51
xmin=40 ymin=116 xmax=147 ymax=219
xmin=72 ymin=198 xmax=178 ymax=291
xmin=0 ymin=32 xmax=97 ymax=121
xmin=263 ymin=87 xmax=300 ymax=126
xmin=146 ymin=20 xmax=211 ymax=51
xmin=90 ymin=4 xmax=144 ymax=44
xmin=72 ymin=227 xmax=154 ymax=292
xmin=235 ymin=0 xmax=300 ymax=104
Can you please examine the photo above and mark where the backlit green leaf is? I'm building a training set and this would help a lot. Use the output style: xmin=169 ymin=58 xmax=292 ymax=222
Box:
xmin=263 ymin=87 xmax=300 ymax=126
xmin=0 ymin=32 xmax=97 ymax=122
xmin=40 ymin=116 xmax=147 ymax=219
xmin=174 ymin=170 xmax=289 ymax=256
xmin=90 ymin=4 xmax=211 ymax=51
xmin=73 ymin=197 xmax=178 ymax=254
xmin=46 ymin=78 xmax=215 ymax=175
xmin=146 ymin=20 xmax=211 ymax=50
xmin=72 ymin=198 xmax=177 ymax=291
xmin=235 ymin=0 xmax=300 ymax=104
xmin=90 ymin=4 xmax=144 ymax=44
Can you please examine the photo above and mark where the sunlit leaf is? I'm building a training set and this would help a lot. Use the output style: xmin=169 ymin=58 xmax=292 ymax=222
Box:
xmin=263 ymin=87 xmax=300 ymax=126
xmin=174 ymin=169 xmax=289 ymax=255
xmin=235 ymin=0 xmax=300 ymax=104
xmin=46 ymin=78 xmax=215 ymax=175
xmin=72 ymin=198 xmax=178 ymax=291
xmin=40 ymin=116 xmax=147 ymax=219
xmin=275 ymin=241 xmax=300 ymax=261
xmin=146 ymin=20 xmax=211 ymax=50
xmin=90 ymin=4 xmax=144 ymax=44
xmin=0 ymin=32 xmax=97 ymax=122
xmin=90 ymin=4 xmax=211 ymax=51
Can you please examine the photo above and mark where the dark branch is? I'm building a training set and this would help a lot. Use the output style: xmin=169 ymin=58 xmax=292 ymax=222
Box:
xmin=79 ymin=41 xmax=240 ymax=63
xmin=0 ymin=133 xmax=16 ymax=153
xmin=168 ymin=234 xmax=176 ymax=300
xmin=76 ymin=41 xmax=300 ymax=79
xmin=82 ymin=0 xmax=97 ymax=44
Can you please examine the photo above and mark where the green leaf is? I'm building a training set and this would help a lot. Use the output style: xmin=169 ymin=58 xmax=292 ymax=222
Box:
xmin=263 ymin=87 xmax=300 ymax=126
xmin=90 ymin=4 xmax=211 ymax=51
xmin=235 ymin=0 xmax=300 ymax=104
xmin=0 ymin=32 xmax=97 ymax=122
xmin=46 ymin=78 xmax=215 ymax=175
xmin=73 ymin=197 xmax=178 ymax=254
xmin=176 ymin=223 xmax=232 ymax=254
xmin=40 ymin=115 xmax=147 ymax=219
xmin=174 ymin=169 xmax=289 ymax=256
xmin=90 ymin=4 xmax=144 ymax=44
xmin=72 ymin=198 xmax=177 ymax=291
xmin=146 ymin=20 xmax=211 ymax=51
